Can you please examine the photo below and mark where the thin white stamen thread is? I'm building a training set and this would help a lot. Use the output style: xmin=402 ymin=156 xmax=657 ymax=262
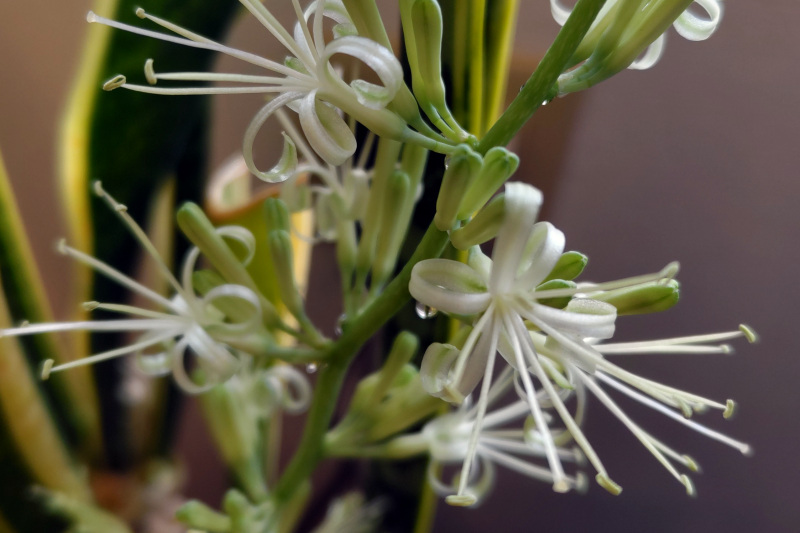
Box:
xmin=150 ymin=72 xmax=305 ymax=85
xmin=455 ymin=326 xmax=500 ymax=499
xmin=1 ymin=319 xmax=182 ymax=337
xmin=239 ymin=0 xmax=315 ymax=68
xmin=596 ymin=360 xmax=727 ymax=413
xmin=87 ymin=12 xmax=305 ymax=79
xmin=93 ymin=182 xmax=189 ymax=302
xmin=58 ymin=242 xmax=178 ymax=312
xmin=598 ymin=329 xmax=747 ymax=351
xmin=511 ymin=314 xmax=611 ymax=481
xmin=355 ymin=131 xmax=377 ymax=171
xmin=576 ymin=372 xmax=689 ymax=489
xmin=501 ymin=310 xmax=568 ymax=492
xmin=599 ymin=344 xmax=733 ymax=355
xmin=479 ymin=401 xmax=530 ymax=428
xmin=477 ymin=444 xmax=562 ymax=484
xmin=83 ymin=302 xmax=176 ymax=320
xmin=45 ymin=329 xmax=180 ymax=377
xmin=291 ymin=0 xmax=321 ymax=66
xmin=479 ymin=437 xmax=581 ymax=462
xmin=450 ymin=304 xmax=495 ymax=390
xmin=597 ymin=372 xmax=751 ymax=454
xmin=117 ymin=84 xmax=310 ymax=96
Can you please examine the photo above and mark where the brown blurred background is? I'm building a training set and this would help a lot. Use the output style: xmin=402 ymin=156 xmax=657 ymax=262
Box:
xmin=1 ymin=1 xmax=799 ymax=532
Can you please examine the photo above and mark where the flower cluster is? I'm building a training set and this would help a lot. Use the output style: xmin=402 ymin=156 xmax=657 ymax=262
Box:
xmin=411 ymin=181 xmax=753 ymax=504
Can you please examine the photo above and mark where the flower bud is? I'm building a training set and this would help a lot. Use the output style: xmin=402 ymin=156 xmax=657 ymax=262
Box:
xmin=457 ymin=147 xmax=519 ymax=219
xmin=591 ymin=280 xmax=680 ymax=315
xmin=434 ymin=145 xmax=483 ymax=231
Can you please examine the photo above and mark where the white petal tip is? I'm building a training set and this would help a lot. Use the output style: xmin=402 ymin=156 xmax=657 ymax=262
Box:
xmin=596 ymin=473 xmax=622 ymax=495
xmin=445 ymin=494 xmax=477 ymax=507
xmin=739 ymin=324 xmax=758 ymax=343
xmin=723 ymin=399 xmax=737 ymax=419
xmin=41 ymin=359 xmax=54 ymax=380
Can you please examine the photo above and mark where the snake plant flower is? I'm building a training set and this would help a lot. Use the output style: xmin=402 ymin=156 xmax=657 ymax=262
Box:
xmin=0 ymin=182 xmax=265 ymax=394
xmin=422 ymin=366 xmax=586 ymax=506
xmin=552 ymin=0 xmax=724 ymax=93
xmin=89 ymin=1 xmax=452 ymax=175
xmin=410 ymin=182 xmax=678 ymax=497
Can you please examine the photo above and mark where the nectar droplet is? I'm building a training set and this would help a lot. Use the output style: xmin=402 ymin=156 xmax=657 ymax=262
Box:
xmin=415 ymin=302 xmax=438 ymax=319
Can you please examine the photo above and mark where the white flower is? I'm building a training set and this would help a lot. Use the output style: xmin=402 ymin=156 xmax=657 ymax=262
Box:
xmin=0 ymin=183 xmax=264 ymax=394
xmin=410 ymin=182 xmax=678 ymax=497
xmin=422 ymin=366 xmax=586 ymax=506
xmin=88 ymin=1 xmax=448 ymax=174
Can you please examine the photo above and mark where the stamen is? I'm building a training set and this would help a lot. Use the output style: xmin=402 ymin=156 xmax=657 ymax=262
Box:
xmin=596 ymin=372 xmax=751 ymax=455
xmin=113 ymin=83 xmax=309 ymax=96
xmin=103 ymin=75 xmax=127 ymax=91
xmin=511 ymin=314 xmax=612 ymax=484
xmin=455 ymin=327 xmax=499 ymax=499
xmin=501 ymin=310 xmax=568 ymax=492
xmin=43 ymin=329 xmax=179 ymax=377
xmin=239 ymin=0 xmax=314 ymax=67
xmin=87 ymin=11 xmax=306 ymax=79
xmin=93 ymin=182 xmax=187 ymax=302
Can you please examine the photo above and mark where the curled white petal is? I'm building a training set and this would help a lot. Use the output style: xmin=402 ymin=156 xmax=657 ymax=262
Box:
xmin=530 ymin=299 xmax=617 ymax=340
xmin=243 ymin=91 xmax=305 ymax=182
xmin=320 ymin=35 xmax=404 ymax=110
xmin=517 ymin=222 xmax=566 ymax=290
xmin=674 ymin=0 xmax=723 ymax=41
xmin=201 ymin=284 xmax=262 ymax=335
xmin=629 ymin=33 xmax=666 ymax=70
xmin=410 ymin=259 xmax=491 ymax=316
xmin=489 ymin=183 xmax=543 ymax=293
xmin=298 ymin=90 xmax=357 ymax=165
xmin=266 ymin=364 xmax=312 ymax=414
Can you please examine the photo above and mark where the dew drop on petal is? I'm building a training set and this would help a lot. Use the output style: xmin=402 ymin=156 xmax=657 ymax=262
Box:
xmin=306 ymin=363 xmax=318 ymax=374
xmin=415 ymin=301 xmax=439 ymax=319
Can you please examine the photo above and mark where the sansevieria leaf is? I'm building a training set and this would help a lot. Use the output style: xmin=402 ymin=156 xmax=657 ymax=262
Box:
xmin=59 ymin=0 xmax=239 ymax=468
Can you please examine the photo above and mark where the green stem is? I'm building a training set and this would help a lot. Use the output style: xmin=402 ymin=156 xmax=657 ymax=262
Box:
xmin=273 ymin=223 xmax=449 ymax=504
xmin=476 ymin=0 xmax=607 ymax=153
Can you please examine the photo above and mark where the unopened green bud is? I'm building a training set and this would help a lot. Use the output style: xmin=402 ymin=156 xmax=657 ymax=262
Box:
xmin=450 ymin=195 xmax=505 ymax=250
xmin=536 ymin=279 xmax=577 ymax=309
xmin=542 ymin=251 xmax=589 ymax=283
xmin=284 ymin=56 xmax=309 ymax=76
xmin=176 ymin=500 xmax=232 ymax=532
xmin=457 ymin=147 xmax=519 ymax=219
xmin=268 ymin=230 xmax=305 ymax=320
xmin=593 ymin=280 xmax=680 ymax=315
xmin=373 ymin=170 xmax=412 ymax=283
xmin=263 ymin=197 xmax=290 ymax=232
xmin=435 ymin=145 xmax=482 ymax=230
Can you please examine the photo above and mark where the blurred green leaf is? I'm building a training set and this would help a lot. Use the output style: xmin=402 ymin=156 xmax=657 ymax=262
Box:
xmin=59 ymin=0 xmax=240 ymax=468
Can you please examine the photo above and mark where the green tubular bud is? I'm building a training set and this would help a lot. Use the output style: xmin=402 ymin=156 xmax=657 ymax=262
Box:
xmin=372 ymin=170 xmax=412 ymax=283
xmin=176 ymin=500 xmax=232 ymax=532
xmin=263 ymin=197 xmax=290 ymax=233
xmin=336 ymin=219 xmax=357 ymax=278
xmin=268 ymin=230 xmax=305 ymax=320
xmin=434 ymin=145 xmax=483 ymax=231
xmin=457 ymin=147 xmax=519 ymax=219
xmin=536 ymin=279 xmax=577 ymax=309
xmin=374 ymin=332 xmax=419 ymax=397
xmin=542 ymin=251 xmax=589 ymax=282
xmin=450 ymin=195 xmax=505 ymax=250
xmin=592 ymin=280 xmax=680 ymax=315
xmin=177 ymin=203 xmax=280 ymax=326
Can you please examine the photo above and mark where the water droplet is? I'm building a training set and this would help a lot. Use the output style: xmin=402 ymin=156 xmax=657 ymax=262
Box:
xmin=335 ymin=313 xmax=347 ymax=336
xmin=541 ymin=97 xmax=551 ymax=106
xmin=306 ymin=363 xmax=318 ymax=374
xmin=415 ymin=301 xmax=438 ymax=319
